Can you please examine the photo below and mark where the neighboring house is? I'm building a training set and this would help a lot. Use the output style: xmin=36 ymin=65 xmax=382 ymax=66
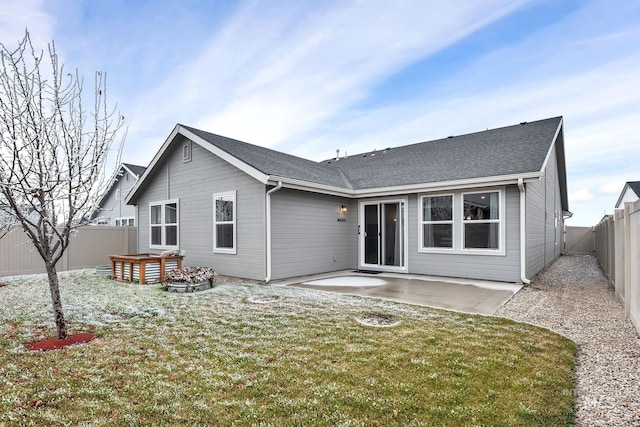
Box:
xmin=615 ymin=181 xmax=640 ymax=209
xmin=92 ymin=163 xmax=147 ymax=226
xmin=1 ymin=203 xmax=38 ymax=234
xmin=126 ymin=116 xmax=570 ymax=283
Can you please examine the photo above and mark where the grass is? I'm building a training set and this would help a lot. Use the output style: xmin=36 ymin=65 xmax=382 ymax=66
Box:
xmin=0 ymin=270 xmax=577 ymax=426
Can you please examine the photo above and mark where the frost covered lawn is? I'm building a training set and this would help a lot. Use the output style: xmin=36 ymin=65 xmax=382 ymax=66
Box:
xmin=0 ymin=270 xmax=576 ymax=425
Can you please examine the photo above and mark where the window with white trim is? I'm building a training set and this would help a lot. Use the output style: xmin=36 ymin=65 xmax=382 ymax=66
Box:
xmin=149 ymin=199 xmax=179 ymax=249
xmin=421 ymin=194 xmax=453 ymax=249
xmin=115 ymin=217 xmax=135 ymax=227
xmin=214 ymin=191 xmax=236 ymax=254
xmin=462 ymin=191 xmax=500 ymax=250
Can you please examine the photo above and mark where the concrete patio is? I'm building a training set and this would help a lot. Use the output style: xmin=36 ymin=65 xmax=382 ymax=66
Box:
xmin=275 ymin=271 xmax=522 ymax=315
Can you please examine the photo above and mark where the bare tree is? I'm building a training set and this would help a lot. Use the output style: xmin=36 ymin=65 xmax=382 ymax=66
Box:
xmin=0 ymin=31 xmax=125 ymax=339
xmin=0 ymin=204 xmax=13 ymax=237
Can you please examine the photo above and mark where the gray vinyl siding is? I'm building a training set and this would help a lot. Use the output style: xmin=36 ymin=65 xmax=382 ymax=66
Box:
xmin=525 ymin=177 xmax=545 ymax=276
xmin=545 ymin=146 xmax=562 ymax=262
xmin=135 ymin=136 xmax=266 ymax=280
xmin=270 ymin=189 xmax=356 ymax=280
xmin=136 ymin=164 xmax=168 ymax=250
xmin=408 ymin=186 xmax=522 ymax=282
xmin=525 ymin=144 xmax=562 ymax=278
xmin=96 ymin=172 xmax=138 ymax=225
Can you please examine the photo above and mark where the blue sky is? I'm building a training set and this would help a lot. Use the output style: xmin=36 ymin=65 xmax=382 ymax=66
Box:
xmin=1 ymin=0 xmax=639 ymax=226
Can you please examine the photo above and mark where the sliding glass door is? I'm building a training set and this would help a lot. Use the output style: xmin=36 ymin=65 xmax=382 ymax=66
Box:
xmin=360 ymin=199 xmax=407 ymax=271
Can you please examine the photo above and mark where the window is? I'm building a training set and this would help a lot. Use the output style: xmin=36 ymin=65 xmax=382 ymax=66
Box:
xmin=421 ymin=195 xmax=453 ymax=249
xmin=214 ymin=191 xmax=236 ymax=254
xmin=149 ymin=199 xmax=178 ymax=249
xmin=462 ymin=191 xmax=500 ymax=250
xmin=418 ymin=188 xmax=504 ymax=255
xmin=115 ymin=217 xmax=135 ymax=227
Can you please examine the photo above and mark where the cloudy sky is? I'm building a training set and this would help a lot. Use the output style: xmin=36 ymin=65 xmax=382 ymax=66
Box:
xmin=1 ymin=0 xmax=638 ymax=226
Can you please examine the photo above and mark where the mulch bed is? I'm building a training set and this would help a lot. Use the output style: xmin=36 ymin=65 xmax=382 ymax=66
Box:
xmin=27 ymin=333 xmax=96 ymax=352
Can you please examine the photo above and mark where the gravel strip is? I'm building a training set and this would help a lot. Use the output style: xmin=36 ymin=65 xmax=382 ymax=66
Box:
xmin=496 ymin=254 xmax=640 ymax=426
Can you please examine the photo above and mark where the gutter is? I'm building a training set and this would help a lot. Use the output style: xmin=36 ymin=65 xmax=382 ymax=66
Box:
xmin=266 ymin=172 xmax=542 ymax=200
xmin=264 ymin=181 xmax=283 ymax=283
xmin=518 ymin=178 xmax=530 ymax=285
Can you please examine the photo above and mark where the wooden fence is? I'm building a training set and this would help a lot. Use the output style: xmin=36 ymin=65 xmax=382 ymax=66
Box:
xmin=594 ymin=200 xmax=640 ymax=335
xmin=0 ymin=226 xmax=137 ymax=277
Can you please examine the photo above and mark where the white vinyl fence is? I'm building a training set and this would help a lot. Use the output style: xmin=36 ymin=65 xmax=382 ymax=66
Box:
xmin=594 ymin=200 xmax=640 ymax=335
xmin=564 ymin=226 xmax=595 ymax=255
xmin=0 ymin=226 xmax=137 ymax=277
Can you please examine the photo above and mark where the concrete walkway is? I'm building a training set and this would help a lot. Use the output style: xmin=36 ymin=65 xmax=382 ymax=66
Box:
xmin=281 ymin=272 xmax=521 ymax=315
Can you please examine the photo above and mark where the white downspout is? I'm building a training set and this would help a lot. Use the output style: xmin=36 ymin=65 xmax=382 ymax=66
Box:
xmin=518 ymin=178 xmax=530 ymax=285
xmin=265 ymin=181 xmax=283 ymax=283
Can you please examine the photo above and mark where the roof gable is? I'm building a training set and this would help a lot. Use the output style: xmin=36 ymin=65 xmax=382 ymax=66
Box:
xmin=122 ymin=163 xmax=147 ymax=179
xmin=615 ymin=181 xmax=640 ymax=208
xmin=182 ymin=126 xmax=352 ymax=189
xmin=93 ymin=162 xmax=146 ymax=218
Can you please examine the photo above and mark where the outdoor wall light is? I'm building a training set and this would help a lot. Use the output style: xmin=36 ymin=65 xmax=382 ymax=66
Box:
xmin=341 ymin=205 xmax=348 ymax=212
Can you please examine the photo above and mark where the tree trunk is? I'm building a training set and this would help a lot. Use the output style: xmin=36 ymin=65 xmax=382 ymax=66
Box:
xmin=46 ymin=263 xmax=67 ymax=339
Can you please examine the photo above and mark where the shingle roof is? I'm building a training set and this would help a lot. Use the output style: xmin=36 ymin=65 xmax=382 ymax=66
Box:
xmin=324 ymin=117 xmax=562 ymax=189
xmin=627 ymin=181 xmax=640 ymax=197
xmin=92 ymin=163 xmax=148 ymax=219
xmin=122 ymin=163 xmax=147 ymax=178
xmin=183 ymin=117 xmax=562 ymax=191
xmin=182 ymin=126 xmax=353 ymax=189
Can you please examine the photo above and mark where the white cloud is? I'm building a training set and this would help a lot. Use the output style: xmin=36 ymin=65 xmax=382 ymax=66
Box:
xmin=291 ymin=51 xmax=640 ymax=162
xmin=569 ymin=188 xmax=593 ymax=203
xmin=565 ymin=112 xmax=640 ymax=169
xmin=0 ymin=0 xmax=55 ymax=49
xmin=129 ymin=0 xmax=527 ymax=154
xmin=599 ymin=181 xmax=625 ymax=196
xmin=123 ymin=0 xmax=640 ymax=170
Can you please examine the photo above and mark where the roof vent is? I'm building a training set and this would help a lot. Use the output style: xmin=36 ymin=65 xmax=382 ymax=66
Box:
xmin=520 ymin=121 xmax=527 ymax=125
xmin=371 ymin=149 xmax=376 ymax=156
xmin=335 ymin=149 xmax=340 ymax=160
xmin=447 ymin=135 xmax=454 ymax=139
